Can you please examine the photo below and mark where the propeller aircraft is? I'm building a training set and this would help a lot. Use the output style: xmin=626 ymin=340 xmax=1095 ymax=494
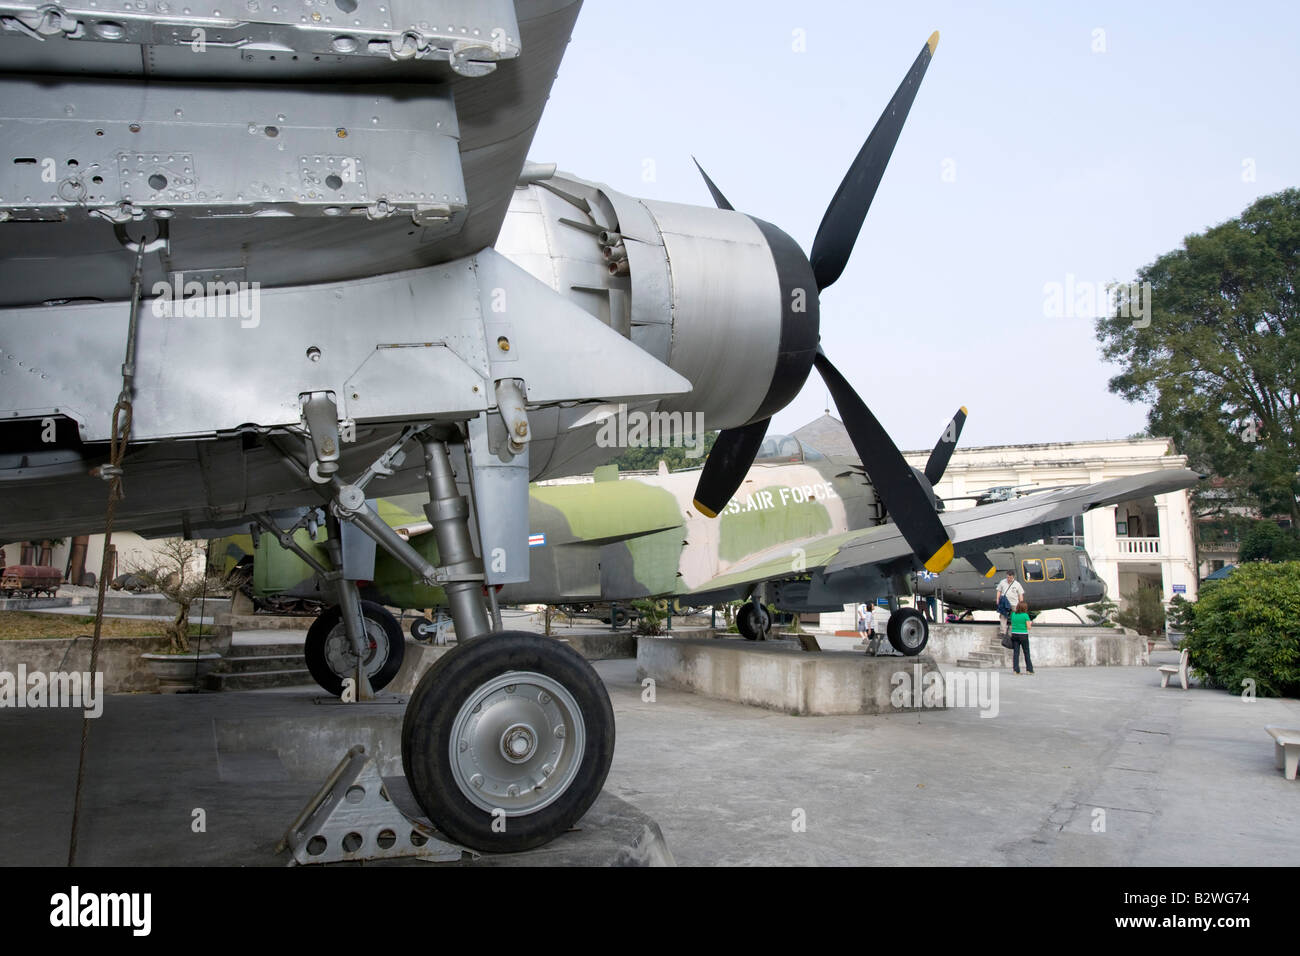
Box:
xmin=0 ymin=6 xmax=1194 ymax=854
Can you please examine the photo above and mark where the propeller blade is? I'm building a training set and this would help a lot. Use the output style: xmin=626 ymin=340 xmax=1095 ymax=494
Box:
xmin=813 ymin=349 xmax=953 ymax=572
xmin=692 ymin=418 xmax=770 ymax=517
xmin=691 ymin=156 xmax=735 ymax=211
xmin=809 ymin=31 xmax=939 ymax=291
xmin=967 ymin=552 xmax=997 ymax=578
xmin=923 ymin=406 xmax=967 ymax=485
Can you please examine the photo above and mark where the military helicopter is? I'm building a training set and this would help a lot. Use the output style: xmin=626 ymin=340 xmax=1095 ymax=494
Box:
xmin=912 ymin=544 xmax=1107 ymax=619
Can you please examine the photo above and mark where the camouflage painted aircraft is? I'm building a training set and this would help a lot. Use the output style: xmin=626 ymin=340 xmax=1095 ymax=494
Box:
xmin=222 ymin=410 xmax=1197 ymax=688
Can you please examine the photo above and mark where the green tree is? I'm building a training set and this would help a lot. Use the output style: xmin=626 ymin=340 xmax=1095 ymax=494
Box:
xmin=1239 ymin=519 xmax=1300 ymax=563
xmin=607 ymin=431 xmax=719 ymax=472
xmin=1095 ymin=189 xmax=1300 ymax=525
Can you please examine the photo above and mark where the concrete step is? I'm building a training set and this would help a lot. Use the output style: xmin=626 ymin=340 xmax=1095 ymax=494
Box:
xmin=219 ymin=613 xmax=318 ymax=631
xmin=225 ymin=653 xmax=306 ymax=674
xmin=204 ymin=669 xmax=314 ymax=691
xmin=227 ymin=641 xmax=307 ymax=658
xmin=957 ymin=658 xmax=994 ymax=668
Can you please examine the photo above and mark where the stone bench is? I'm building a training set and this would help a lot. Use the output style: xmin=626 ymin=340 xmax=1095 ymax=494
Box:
xmin=1157 ymin=647 xmax=1190 ymax=690
xmin=1266 ymin=727 xmax=1300 ymax=780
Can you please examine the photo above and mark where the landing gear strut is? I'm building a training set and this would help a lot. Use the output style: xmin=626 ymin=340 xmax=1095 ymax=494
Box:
xmin=284 ymin=417 xmax=616 ymax=851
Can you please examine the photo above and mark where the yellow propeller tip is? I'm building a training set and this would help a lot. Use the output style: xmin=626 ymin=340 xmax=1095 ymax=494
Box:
xmin=984 ymin=566 xmax=997 ymax=578
xmin=927 ymin=31 xmax=939 ymax=55
xmin=960 ymin=405 xmax=968 ymax=415
xmin=924 ymin=540 xmax=954 ymax=573
xmin=693 ymin=499 xmax=718 ymax=519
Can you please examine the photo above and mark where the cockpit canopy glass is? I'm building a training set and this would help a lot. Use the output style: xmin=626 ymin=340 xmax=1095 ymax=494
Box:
xmin=754 ymin=435 xmax=824 ymax=463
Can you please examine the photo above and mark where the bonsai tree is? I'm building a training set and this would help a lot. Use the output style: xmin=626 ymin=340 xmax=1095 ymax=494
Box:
xmin=537 ymin=604 xmax=569 ymax=636
xmin=126 ymin=538 xmax=224 ymax=653
xmin=1115 ymin=585 xmax=1166 ymax=637
xmin=1085 ymin=596 xmax=1118 ymax=626
xmin=1166 ymin=593 xmax=1193 ymax=633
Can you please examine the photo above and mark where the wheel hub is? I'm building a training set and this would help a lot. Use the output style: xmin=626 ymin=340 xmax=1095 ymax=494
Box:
xmin=500 ymin=723 xmax=538 ymax=764
xmin=323 ymin=618 xmax=387 ymax=678
xmin=900 ymin=616 xmax=925 ymax=647
xmin=449 ymin=671 xmax=585 ymax=816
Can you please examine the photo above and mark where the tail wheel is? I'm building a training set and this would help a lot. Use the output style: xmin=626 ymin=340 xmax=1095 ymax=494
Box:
xmin=887 ymin=607 xmax=929 ymax=655
xmin=304 ymin=600 xmax=405 ymax=697
xmin=736 ymin=602 xmax=772 ymax=641
xmin=401 ymin=631 xmax=615 ymax=853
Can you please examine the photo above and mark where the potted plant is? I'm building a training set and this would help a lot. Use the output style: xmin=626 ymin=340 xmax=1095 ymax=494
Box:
xmin=133 ymin=538 xmax=226 ymax=692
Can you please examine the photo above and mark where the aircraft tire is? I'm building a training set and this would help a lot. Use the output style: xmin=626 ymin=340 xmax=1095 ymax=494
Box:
xmin=304 ymin=601 xmax=405 ymax=697
xmin=887 ymin=607 xmax=929 ymax=655
xmin=737 ymin=602 xmax=773 ymax=641
xmin=401 ymin=631 xmax=615 ymax=853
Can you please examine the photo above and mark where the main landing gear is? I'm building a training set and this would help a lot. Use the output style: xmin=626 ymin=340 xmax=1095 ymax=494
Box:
xmin=401 ymin=631 xmax=614 ymax=852
xmin=736 ymin=601 xmax=773 ymax=641
xmin=886 ymin=607 xmax=929 ymax=655
xmin=275 ymin=411 xmax=615 ymax=853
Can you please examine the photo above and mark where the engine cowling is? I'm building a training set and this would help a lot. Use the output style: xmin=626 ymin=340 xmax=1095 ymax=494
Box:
xmin=496 ymin=171 xmax=819 ymax=434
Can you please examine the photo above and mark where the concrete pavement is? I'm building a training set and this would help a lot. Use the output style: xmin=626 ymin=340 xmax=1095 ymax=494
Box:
xmin=1 ymin=648 xmax=1295 ymax=866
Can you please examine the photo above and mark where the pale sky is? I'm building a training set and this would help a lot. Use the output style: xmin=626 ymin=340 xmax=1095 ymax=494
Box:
xmin=529 ymin=0 xmax=1300 ymax=453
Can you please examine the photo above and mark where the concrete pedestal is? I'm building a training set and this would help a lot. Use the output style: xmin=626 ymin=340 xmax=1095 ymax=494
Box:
xmin=636 ymin=636 xmax=948 ymax=716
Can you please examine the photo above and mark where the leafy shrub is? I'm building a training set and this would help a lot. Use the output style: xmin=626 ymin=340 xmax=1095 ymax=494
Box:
xmin=1181 ymin=562 xmax=1300 ymax=697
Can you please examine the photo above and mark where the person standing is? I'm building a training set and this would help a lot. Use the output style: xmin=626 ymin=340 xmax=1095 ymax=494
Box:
xmin=1010 ymin=600 xmax=1034 ymax=674
xmin=995 ymin=569 xmax=1024 ymax=637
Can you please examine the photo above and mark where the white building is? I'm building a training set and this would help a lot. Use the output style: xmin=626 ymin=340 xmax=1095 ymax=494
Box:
xmin=919 ymin=436 xmax=1198 ymax=606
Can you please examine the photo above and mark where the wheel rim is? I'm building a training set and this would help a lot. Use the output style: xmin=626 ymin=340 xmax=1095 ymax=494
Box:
xmin=898 ymin=615 xmax=926 ymax=649
xmin=323 ymin=617 xmax=388 ymax=678
xmin=448 ymin=670 xmax=586 ymax=816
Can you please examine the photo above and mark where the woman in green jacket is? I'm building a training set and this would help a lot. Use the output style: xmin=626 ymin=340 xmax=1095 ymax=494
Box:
xmin=1010 ymin=600 xmax=1034 ymax=675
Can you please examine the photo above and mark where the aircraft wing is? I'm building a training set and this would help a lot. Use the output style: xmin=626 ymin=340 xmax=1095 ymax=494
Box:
xmin=689 ymin=468 xmax=1202 ymax=594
